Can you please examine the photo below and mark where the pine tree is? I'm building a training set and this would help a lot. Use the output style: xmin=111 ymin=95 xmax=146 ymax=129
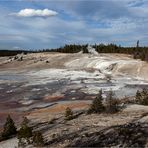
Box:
xmin=98 ymin=89 xmax=103 ymax=101
xmin=1 ymin=115 xmax=17 ymax=139
xmin=33 ymin=131 xmax=44 ymax=147
xmin=141 ymin=88 xmax=147 ymax=96
xmin=17 ymin=117 xmax=32 ymax=146
xmin=136 ymin=90 xmax=141 ymax=103
xmin=137 ymin=40 xmax=139 ymax=48
xmin=88 ymin=90 xmax=105 ymax=114
xmin=18 ymin=124 xmax=32 ymax=139
xmin=136 ymin=88 xmax=148 ymax=105
xmin=106 ymin=90 xmax=120 ymax=113
xmin=142 ymin=94 xmax=148 ymax=105
xmin=65 ymin=107 xmax=73 ymax=120
xmin=21 ymin=117 xmax=29 ymax=125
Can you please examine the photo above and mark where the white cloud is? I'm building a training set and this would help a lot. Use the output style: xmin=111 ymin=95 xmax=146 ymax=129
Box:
xmin=0 ymin=0 xmax=147 ymax=49
xmin=10 ymin=8 xmax=58 ymax=17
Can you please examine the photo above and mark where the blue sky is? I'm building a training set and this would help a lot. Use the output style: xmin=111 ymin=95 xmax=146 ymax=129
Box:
xmin=0 ymin=0 xmax=148 ymax=50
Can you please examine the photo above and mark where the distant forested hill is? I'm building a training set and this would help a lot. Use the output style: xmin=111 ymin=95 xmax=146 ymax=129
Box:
xmin=1 ymin=43 xmax=148 ymax=62
xmin=0 ymin=50 xmax=34 ymax=57
xmin=47 ymin=44 xmax=148 ymax=62
xmin=50 ymin=44 xmax=148 ymax=61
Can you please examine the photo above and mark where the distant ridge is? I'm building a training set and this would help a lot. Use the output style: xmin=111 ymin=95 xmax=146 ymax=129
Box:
xmin=0 ymin=49 xmax=34 ymax=57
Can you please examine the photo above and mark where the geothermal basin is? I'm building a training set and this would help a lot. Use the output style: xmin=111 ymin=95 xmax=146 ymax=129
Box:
xmin=0 ymin=52 xmax=148 ymax=127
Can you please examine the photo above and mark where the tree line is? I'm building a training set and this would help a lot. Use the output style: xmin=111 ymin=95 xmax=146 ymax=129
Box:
xmin=53 ymin=43 xmax=148 ymax=61
xmin=1 ymin=41 xmax=148 ymax=61
xmin=0 ymin=50 xmax=35 ymax=57
xmin=45 ymin=42 xmax=148 ymax=62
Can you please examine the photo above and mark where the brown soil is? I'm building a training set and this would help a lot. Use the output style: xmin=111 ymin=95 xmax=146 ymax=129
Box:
xmin=44 ymin=95 xmax=64 ymax=102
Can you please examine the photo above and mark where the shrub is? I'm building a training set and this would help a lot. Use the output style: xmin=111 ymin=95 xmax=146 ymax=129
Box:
xmin=105 ymin=90 xmax=120 ymax=113
xmin=17 ymin=117 xmax=45 ymax=147
xmin=136 ymin=90 xmax=141 ymax=103
xmin=136 ymin=89 xmax=148 ymax=105
xmin=18 ymin=117 xmax=32 ymax=139
xmin=33 ymin=131 xmax=44 ymax=147
xmin=22 ymin=117 xmax=29 ymax=125
xmin=18 ymin=124 xmax=32 ymax=140
xmin=17 ymin=117 xmax=32 ymax=146
xmin=88 ymin=89 xmax=105 ymax=114
xmin=1 ymin=115 xmax=17 ymax=140
xmin=98 ymin=89 xmax=103 ymax=101
xmin=65 ymin=107 xmax=73 ymax=120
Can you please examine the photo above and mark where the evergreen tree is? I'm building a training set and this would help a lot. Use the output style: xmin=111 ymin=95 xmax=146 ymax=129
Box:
xmin=106 ymin=90 xmax=120 ymax=113
xmin=98 ymin=89 xmax=103 ymax=101
xmin=17 ymin=117 xmax=32 ymax=146
xmin=21 ymin=117 xmax=29 ymax=125
xmin=1 ymin=115 xmax=17 ymax=139
xmin=137 ymin=40 xmax=139 ymax=48
xmin=141 ymin=94 xmax=148 ymax=105
xmin=18 ymin=124 xmax=32 ymax=140
xmin=136 ymin=89 xmax=148 ymax=105
xmin=33 ymin=131 xmax=44 ymax=147
xmin=65 ymin=107 xmax=73 ymax=120
xmin=136 ymin=90 xmax=141 ymax=103
xmin=141 ymin=88 xmax=147 ymax=96
xmin=88 ymin=90 xmax=105 ymax=114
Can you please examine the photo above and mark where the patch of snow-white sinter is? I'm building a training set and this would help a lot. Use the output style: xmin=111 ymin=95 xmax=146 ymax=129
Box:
xmin=22 ymin=67 xmax=148 ymax=98
xmin=87 ymin=45 xmax=98 ymax=55
xmin=25 ymin=69 xmax=104 ymax=86
xmin=65 ymin=54 xmax=147 ymax=79
xmin=22 ymin=53 xmax=148 ymax=97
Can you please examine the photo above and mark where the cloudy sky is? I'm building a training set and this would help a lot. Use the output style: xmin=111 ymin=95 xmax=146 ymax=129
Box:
xmin=0 ymin=0 xmax=148 ymax=50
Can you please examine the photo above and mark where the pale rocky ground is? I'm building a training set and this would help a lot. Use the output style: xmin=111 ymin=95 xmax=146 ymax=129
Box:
xmin=0 ymin=104 xmax=148 ymax=148
xmin=0 ymin=52 xmax=148 ymax=147
xmin=0 ymin=52 xmax=148 ymax=79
